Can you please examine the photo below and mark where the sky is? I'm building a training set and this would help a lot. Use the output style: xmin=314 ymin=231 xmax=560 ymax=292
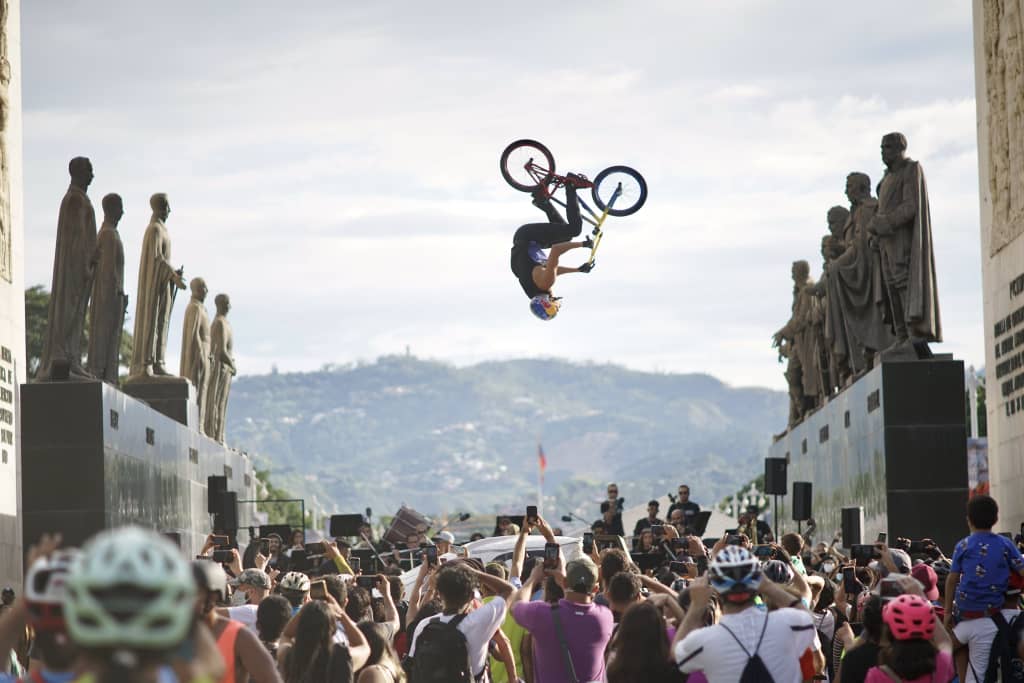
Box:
xmin=20 ymin=1 xmax=982 ymax=391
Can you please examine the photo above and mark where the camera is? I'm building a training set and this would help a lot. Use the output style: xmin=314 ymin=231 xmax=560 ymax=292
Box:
xmin=212 ymin=549 xmax=234 ymax=563
xmin=356 ymin=575 xmax=376 ymax=590
xmin=543 ymin=542 xmax=559 ymax=570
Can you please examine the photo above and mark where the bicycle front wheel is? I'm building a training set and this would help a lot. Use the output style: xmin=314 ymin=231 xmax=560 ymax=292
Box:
xmin=592 ymin=165 xmax=647 ymax=216
xmin=500 ymin=139 xmax=556 ymax=192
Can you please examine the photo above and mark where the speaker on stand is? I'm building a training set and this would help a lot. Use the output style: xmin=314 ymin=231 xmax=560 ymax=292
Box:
xmin=764 ymin=457 xmax=788 ymax=540
xmin=841 ymin=506 xmax=864 ymax=548
xmin=792 ymin=481 xmax=812 ymax=536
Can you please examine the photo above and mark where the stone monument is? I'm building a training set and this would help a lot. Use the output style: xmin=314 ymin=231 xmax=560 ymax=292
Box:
xmin=180 ymin=277 xmax=211 ymax=432
xmin=867 ymin=133 xmax=942 ymax=350
xmin=36 ymin=157 xmax=97 ymax=381
xmin=773 ymin=260 xmax=816 ymax=427
xmin=127 ymin=193 xmax=185 ymax=382
xmin=0 ymin=0 xmax=25 ymax=590
xmin=205 ymin=294 xmax=236 ymax=443
xmin=86 ymin=193 xmax=126 ymax=383
xmin=974 ymin=0 xmax=1024 ymax=530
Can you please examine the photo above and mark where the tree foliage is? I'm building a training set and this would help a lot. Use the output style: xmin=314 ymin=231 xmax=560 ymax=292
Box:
xmin=255 ymin=469 xmax=305 ymax=527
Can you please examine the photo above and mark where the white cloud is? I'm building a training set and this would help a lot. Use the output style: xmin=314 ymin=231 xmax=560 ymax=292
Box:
xmin=20 ymin=1 xmax=983 ymax=391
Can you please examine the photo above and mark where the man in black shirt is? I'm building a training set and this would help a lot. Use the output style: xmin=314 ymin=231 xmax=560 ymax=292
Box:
xmin=633 ymin=500 xmax=664 ymax=536
xmin=667 ymin=484 xmax=701 ymax=531
xmin=510 ymin=177 xmax=595 ymax=321
xmin=599 ymin=500 xmax=625 ymax=537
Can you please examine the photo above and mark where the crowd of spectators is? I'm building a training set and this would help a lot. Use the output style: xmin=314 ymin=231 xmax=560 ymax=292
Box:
xmin=1 ymin=487 xmax=1023 ymax=683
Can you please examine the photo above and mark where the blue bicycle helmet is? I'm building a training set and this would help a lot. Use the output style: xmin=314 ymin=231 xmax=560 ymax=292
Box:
xmin=530 ymin=294 xmax=561 ymax=321
xmin=708 ymin=547 xmax=762 ymax=601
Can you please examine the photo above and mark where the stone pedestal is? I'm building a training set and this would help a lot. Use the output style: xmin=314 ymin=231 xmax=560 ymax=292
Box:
xmin=20 ymin=381 xmax=256 ymax=557
xmin=770 ymin=359 xmax=968 ymax=552
xmin=122 ymin=379 xmax=197 ymax=428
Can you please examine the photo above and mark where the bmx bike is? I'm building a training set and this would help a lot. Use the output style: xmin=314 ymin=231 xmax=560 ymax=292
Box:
xmin=499 ymin=139 xmax=647 ymax=266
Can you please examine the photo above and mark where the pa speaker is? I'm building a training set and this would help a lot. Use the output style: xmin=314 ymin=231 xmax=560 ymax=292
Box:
xmin=207 ymin=475 xmax=228 ymax=514
xmin=329 ymin=514 xmax=366 ymax=538
xmin=214 ymin=491 xmax=238 ymax=533
xmin=792 ymin=482 xmax=812 ymax=521
xmin=764 ymin=458 xmax=787 ymax=495
xmin=841 ymin=506 xmax=864 ymax=547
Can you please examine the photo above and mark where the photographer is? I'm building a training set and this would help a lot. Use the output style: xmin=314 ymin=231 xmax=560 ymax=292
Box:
xmin=601 ymin=484 xmax=626 ymax=537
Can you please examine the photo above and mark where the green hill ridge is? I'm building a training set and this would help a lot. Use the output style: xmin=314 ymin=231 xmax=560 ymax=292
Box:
xmin=227 ymin=356 xmax=787 ymax=523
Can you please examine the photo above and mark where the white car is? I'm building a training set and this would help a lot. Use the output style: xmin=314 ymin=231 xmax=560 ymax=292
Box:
xmin=399 ymin=535 xmax=582 ymax=601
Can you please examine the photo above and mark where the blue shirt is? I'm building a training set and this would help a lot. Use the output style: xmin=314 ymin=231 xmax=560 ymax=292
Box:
xmin=527 ymin=242 xmax=547 ymax=266
xmin=951 ymin=531 xmax=1024 ymax=611
xmin=0 ymin=670 xmax=76 ymax=683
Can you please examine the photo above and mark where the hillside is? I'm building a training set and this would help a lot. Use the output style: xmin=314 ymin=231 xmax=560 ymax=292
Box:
xmin=227 ymin=356 xmax=787 ymax=522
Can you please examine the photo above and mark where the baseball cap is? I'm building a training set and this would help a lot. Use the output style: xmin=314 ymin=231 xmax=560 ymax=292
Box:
xmin=565 ymin=557 xmax=598 ymax=593
xmin=432 ymin=531 xmax=455 ymax=544
xmin=910 ymin=563 xmax=939 ymax=601
xmin=439 ymin=552 xmax=459 ymax=564
xmin=230 ymin=568 xmax=271 ymax=589
xmin=888 ymin=549 xmax=912 ymax=575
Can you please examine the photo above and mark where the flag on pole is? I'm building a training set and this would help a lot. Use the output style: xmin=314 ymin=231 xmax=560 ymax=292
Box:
xmin=538 ymin=443 xmax=547 ymax=480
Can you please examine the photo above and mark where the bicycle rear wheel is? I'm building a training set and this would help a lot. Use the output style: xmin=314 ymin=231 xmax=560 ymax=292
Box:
xmin=500 ymin=139 xmax=556 ymax=192
xmin=592 ymin=165 xmax=647 ymax=216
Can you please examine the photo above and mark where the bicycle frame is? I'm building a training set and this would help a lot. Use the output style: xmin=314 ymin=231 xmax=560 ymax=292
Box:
xmin=521 ymin=157 xmax=623 ymax=265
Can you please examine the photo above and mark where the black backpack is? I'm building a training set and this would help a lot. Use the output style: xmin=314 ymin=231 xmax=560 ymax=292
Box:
xmin=719 ymin=614 xmax=776 ymax=683
xmin=983 ymin=611 xmax=1024 ymax=683
xmin=408 ymin=614 xmax=478 ymax=683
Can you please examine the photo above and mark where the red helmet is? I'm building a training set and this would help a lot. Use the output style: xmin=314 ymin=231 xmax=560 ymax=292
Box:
xmin=882 ymin=594 xmax=935 ymax=641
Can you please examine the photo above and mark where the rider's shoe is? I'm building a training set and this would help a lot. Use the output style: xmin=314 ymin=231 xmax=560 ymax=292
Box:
xmin=582 ymin=236 xmax=594 ymax=249
xmin=564 ymin=173 xmax=593 ymax=189
xmin=531 ymin=187 xmax=551 ymax=207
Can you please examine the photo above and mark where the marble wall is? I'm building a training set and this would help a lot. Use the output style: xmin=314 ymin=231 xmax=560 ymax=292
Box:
xmin=0 ymin=0 xmax=24 ymax=589
xmin=974 ymin=0 xmax=1024 ymax=533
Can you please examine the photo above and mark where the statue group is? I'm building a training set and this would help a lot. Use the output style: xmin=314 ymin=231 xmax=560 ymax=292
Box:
xmin=772 ymin=133 xmax=942 ymax=430
xmin=35 ymin=157 xmax=237 ymax=443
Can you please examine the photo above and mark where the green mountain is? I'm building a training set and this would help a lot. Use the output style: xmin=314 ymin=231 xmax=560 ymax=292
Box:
xmin=227 ymin=356 xmax=787 ymax=523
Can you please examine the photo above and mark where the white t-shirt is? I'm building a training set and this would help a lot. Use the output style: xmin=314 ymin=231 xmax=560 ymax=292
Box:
xmin=953 ymin=608 xmax=1021 ymax=683
xmin=675 ymin=606 xmax=816 ymax=683
xmin=227 ymin=604 xmax=258 ymax=630
xmin=410 ymin=599 xmax=508 ymax=678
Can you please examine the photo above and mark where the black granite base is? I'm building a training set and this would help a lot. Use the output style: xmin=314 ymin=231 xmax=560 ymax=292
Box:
xmin=20 ymin=381 xmax=255 ymax=559
xmin=121 ymin=379 xmax=197 ymax=428
xmin=770 ymin=360 xmax=969 ymax=553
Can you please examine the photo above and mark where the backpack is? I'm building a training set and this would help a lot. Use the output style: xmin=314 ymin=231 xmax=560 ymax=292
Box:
xmin=719 ymin=614 xmax=776 ymax=683
xmin=983 ymin=611 xmax=1024 ymax=683
xmin=407 ymin=614 xmax=479 ymax=683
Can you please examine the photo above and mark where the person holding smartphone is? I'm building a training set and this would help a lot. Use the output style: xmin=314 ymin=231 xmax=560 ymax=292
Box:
xmin=218 ymin=568 xmax=272 ymax=630
xmin=632 ymin=500 xmax=665 ymax=537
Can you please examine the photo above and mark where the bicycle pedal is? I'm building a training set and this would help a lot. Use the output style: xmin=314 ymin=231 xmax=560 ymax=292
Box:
xmin=592 ymin=228 xmax=600 ymax=236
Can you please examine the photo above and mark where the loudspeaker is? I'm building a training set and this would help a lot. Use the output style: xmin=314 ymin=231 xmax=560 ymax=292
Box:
xmin=792 ymin=482 xmax=812 ymax=521
xmin=207 ymin=475 xmax=228 ymax=514
xmin=841 ymin=506 xmax=864 ymax=547
xmin=329 ymin=514 xmax=366 ymax=538
xmin=764 ymin=458 xmax=787 ymax=495
xmin=213 ymin=491 xmax=238 ymax=533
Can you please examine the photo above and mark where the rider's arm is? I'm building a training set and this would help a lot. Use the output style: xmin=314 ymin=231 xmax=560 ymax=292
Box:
xmin=556 ymin=266 xmax=582 ymax=275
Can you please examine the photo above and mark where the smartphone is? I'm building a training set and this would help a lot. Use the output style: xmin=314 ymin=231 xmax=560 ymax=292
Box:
xmin=670 ymin=537 xmax=686 ymax=550
xmin=582 ymin=532 xmax=594 ymax=554
xmin=356 ymin=575 xmax=376 ymax=590
xmin=850 ymin=544 xmax=877 ymax=564
xmin=842 ymin=566 xmax=858 ymax=595
xmin=423 ymin=546 xmax=438 ymax=566
xmin=726 ymin=534 xmax=743 ymax=546
xmin=349 ymin=556 xmax=361 ymax=573
xmin=1020 ymin=522 xmax=1024 ymax=539
xmin=543 ymin=542 xmax=559 ymax=570
xmin=212 ymin=549 xmax=234 ymax=563
xmin=754 ymin=545 xmax=774 ymax=559
xmin=695 ymin=556 xmax=708 ymax=576
xmin=999 ymin=531 xmax=1014 ymax=539
xmin=210 ymin=534 xmax=229 ymax=547
xmin=908 ymin=539 xmax=926 ymax=554
xmin=670 ymin=561 xmax=687 ymax=575
xmin=258 ymin=538 xmax=270 ymax=556
xmin=309 ymin=580 xmax=327 ymax=600
xmin=651 ymin=525 xmax=665 ymax=538
xmin=879 ymin=576 xmax=904 ymax=601
xmin=526 ymin=505 xmax=538 ymax=525
xmin=305 ymin=542 xmax=325 ymax=556
xmin=876 ymin=532 xmax=887 ymax=544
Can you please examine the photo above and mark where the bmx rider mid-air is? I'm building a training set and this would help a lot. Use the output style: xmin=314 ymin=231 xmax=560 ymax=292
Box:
xmin=510 ymin=173 xmax=595 ymax=321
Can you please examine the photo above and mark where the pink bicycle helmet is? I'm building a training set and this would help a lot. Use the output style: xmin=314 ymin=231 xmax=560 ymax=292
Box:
xmin=882 ymin=594 xmax=935 ymax=641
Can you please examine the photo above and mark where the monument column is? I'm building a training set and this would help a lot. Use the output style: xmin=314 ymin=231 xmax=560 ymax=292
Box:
xmin=0 ymin=0 xmax=25 ymax=588
xmin=974 ymin=0 xmax=1024 ymax=530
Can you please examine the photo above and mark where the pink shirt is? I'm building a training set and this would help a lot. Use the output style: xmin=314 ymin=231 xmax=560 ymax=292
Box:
xmin=864 ymin=650 xmax=954 ymax=683
xmin=512 ymin=598 xmax=614 ymax=683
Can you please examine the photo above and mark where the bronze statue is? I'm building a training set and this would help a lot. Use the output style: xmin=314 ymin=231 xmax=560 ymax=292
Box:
xmin=37 ymin=157 xmax=98 ymax=381
xmin=773 ymin=261 xmax=816 ymax=427
xmin=180 ymin=277 xmax=211 ymax=430
xmin=867 ymin=133 xmax=942 ymax=346
xmin=127 ymin=193 xmax=186 ymax=381
xmin=205 ymin=294 xmax=236 ymax=443
xmin=85 ymin=194 xmax=127 ymax=383
xmin=827 ymin=172 xmax=895 ymax=376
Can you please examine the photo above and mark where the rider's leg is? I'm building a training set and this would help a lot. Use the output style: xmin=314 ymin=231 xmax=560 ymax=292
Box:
xmin=563 ymin=184 xmax=583 ymax=238
xmin=533 ymin=189 xmax=566 ymax=225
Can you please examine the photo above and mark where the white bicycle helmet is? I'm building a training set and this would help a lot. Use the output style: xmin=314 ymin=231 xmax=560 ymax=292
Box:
xmin=25 ymin=549 xmax=80 ymax=630
xmin=279 ymin=571 xmax=311 ymax=593
xmin=708 ymin=546 xmax=762 ymax=599
xmin=63 ymin=527 xmax=195 ymax=650
xmin=192 ymin=560 xmax=229 ymax=600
